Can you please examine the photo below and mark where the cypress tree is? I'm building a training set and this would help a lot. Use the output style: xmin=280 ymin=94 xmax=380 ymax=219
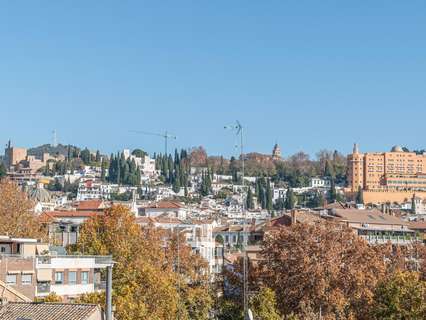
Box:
xmin=284 ymin=188 xmax=296 ymax=210
xmin=356 ymin=186 xmax=363 ymax=204
xmin=246 ymin=187 xmax=254 ymax=210
xmin=266 ymin=179 xmax=273 ymax=211
xmin=328 ymin=178 xmax=337 ymax=203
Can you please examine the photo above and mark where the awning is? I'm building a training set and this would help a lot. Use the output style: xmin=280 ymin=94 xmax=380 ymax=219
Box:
xmin=36 ymin=244 xmax=50 ymax=255
xmin=37 ymin=269 xmax=52 ymax=282
xmin=22 ymin=270 xmax=35 ymax=274
xmin=7 ymin=271 xmax=20 ymax=274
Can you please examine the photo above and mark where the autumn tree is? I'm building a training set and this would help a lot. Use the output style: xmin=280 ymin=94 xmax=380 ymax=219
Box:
xmin=261 ymin=221 xmax=386 ymax=319
xmin=372 ymin=271 xmax=426 ymax=320
xmin=76 ymin=205 xmax=212 ymax=320
xmin=0 ymin=179 xmax=46 ymax=239
xmin=35 ymin=292 xmax=62 ymax=303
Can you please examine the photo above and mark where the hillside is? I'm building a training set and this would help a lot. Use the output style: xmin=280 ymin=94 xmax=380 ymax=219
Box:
xmin=28 ymin=144 xmax=79 ymax=157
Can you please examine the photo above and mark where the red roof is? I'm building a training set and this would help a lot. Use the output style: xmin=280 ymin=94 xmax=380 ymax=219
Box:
xmin=135 ymin=216 xmax=182 ymax=225
xmin=40 ymin=210 xmax=100 ymax=222
xmin=145 ymin=201 xmax=183 ymax=209
xmin=76 ymin=200 xmax=105 ymax=211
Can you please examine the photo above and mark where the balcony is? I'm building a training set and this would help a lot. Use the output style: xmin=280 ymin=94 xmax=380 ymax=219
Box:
xmin=36 ymin=255 xmax=113 ymax=268
xmin=37 ymin=282 xmax=51 ymax=294
xmin=360 ymin=235 xmax=419 ymax=245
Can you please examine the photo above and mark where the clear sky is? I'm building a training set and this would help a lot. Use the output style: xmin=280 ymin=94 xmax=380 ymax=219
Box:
xmin=1 ymin=1 xmax=426 ymax=158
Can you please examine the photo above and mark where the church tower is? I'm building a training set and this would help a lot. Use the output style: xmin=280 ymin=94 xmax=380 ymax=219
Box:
xmin=272 ymin=143 xmax=282 ymax=160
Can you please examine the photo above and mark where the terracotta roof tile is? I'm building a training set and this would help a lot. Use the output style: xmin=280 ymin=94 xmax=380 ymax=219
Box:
xmin=42 ymin=211 xmax=100 ymax=219
xmin=145 ymin=201 xmax=183 ymax=209
xmin=76 ymin=200 xmax=105 ymax=211
xmin=0 ymin=302 xmax=100 ymax=320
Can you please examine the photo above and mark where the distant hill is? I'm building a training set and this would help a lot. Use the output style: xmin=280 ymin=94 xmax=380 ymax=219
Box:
xmin=28 ymin=144 xmax=79 ymax=158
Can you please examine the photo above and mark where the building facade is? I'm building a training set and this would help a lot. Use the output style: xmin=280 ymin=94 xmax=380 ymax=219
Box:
xmin=0 ymin=236 xmax=112 ymax=301
xmin=348 ymin=144 xmax=426 ymax=195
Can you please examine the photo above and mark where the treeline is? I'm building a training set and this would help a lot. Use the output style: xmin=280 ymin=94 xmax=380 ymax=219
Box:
xmin=108 ymin=153 xmax=141 ymax=186
xmin=191 ymin=147 xmax=347 ymax=188
xmin=155 ymin=149 xmax=191 ymax=193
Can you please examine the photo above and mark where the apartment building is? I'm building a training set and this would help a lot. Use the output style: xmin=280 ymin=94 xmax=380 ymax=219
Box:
xmin=329 ymin=208 xmax=418 ymax=245
xmin=41 ymin=210 xmax=101 ymax=247
xmin=348 ymin=144 xmax=426 ymax=192
xmin=0 ymin=236 xmax=112 ymax=301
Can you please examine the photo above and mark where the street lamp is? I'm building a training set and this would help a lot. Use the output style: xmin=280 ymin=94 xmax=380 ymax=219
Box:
xmin=224 ymin=120 xmax=249 ymax=319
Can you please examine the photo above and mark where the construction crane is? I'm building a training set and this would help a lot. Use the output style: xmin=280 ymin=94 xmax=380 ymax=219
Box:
xmin=129 ymin=130 xmax=177 ymax=155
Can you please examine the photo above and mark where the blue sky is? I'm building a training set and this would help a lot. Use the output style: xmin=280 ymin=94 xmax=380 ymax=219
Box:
xmin=1 ymin=1 xmax=426 ymax=158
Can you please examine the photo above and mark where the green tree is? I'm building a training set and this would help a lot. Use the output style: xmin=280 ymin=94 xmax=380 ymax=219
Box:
xmin=309 ymin=191 xmax=325 ymax=208
xmin=284 ymin=188 xmax=296 ymax=210
xmin=0 ymin=162 xmax=7 ymax=179
xmin=356 ymin=186 xmax=364 ymax=204
xmin=80 ymin=148 xmax=91 ymax=165
xmin=324 ymin=160 xmax=334 ymax=178
xmin=132 ymin=149 xmax=147 ymax=158
xmin=327 ymin=178 xmax=337 ymax=203
xmin=101 ymin=159 xmax=107 ymax=182
xmin=372 ymin=271 xmax=426 ymax=320
xmin=216 ymin=298 xmax=243 ymax=320
xmin=250 ymin=288 xmax=281 ymax=320
xmin=246 ymin=187 xmax=254 ymax=210
xmin=266 ymin=180 xmax=273 ymax=211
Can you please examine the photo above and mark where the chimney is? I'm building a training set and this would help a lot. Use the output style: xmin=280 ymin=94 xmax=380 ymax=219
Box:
xmin=291 ymin=210 xmax=297 ymax=225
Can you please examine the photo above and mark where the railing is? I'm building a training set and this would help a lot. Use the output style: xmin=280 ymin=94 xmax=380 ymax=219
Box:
xmin=360 ymin=235 xmax=419 ymax=244
xmin=35 ymin=255 xmax=113 ymax=267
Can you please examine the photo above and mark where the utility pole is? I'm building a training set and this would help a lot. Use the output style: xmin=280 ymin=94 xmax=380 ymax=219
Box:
xmin=225 ymin=121 xmax=248 ymax=318
xmin=106 ymin=264 xmax=113 ymax=320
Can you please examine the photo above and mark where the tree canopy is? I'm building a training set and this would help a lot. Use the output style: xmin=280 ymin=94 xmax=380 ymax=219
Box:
xmin=75 ymin=205 xmax=212 ymax=320
xmin=261 ymin=221 xmax=386 ymax=319
xmin=0 ymin=179 xmax=46 ymax=239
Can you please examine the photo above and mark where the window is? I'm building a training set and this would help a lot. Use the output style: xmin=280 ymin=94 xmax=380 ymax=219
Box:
xmin=6 ymin=274 xmax=17 ymax=285
xmin=68 ymin=271 xmax=77 ymax=285
xmin=55 ymin=272 xmax=64 ymax=284
xmin=22 ymin=274 xmax=32 ymax=285
xmin=81 ymin=271 xmax=89 ymax=285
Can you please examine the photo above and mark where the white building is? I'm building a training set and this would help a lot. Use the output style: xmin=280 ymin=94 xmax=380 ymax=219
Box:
xmin=138 ymin=201 xmax=187 ymax=219
xmin=272 ymin=188 xmax=287 ymax=203
xmin=122 ymin=149 xmax=156 ymax=178
xmin=309 ymin=177 xmax=331 ymax=188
